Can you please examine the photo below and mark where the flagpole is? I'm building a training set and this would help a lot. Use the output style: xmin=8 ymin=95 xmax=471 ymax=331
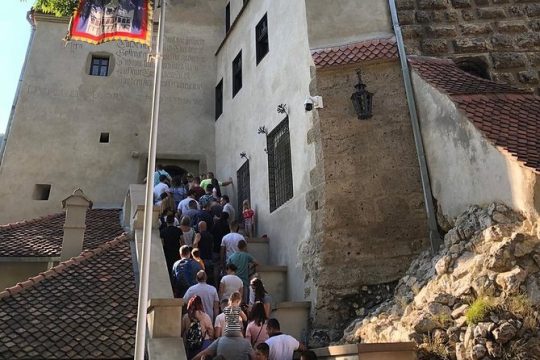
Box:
xmin=134 ymin=0 xmax=166 ymax=358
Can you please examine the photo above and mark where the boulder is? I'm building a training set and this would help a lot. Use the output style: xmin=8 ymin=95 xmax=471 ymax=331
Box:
xmin=471 ymin=344 xmax=487 ymax=359
xmin=492 ymin=322 xmax=517 ymax=344
xmin=496 ymin=266 xmax=527 ymax=293
xmin=412 ymin=313 xmax=439 ymax=333
xmin=485 ymin=340 xmax=502 ymax=358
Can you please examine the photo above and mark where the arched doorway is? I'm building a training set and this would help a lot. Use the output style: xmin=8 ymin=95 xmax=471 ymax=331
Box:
xmin=163 ymin=165 xmax=187 ymax=179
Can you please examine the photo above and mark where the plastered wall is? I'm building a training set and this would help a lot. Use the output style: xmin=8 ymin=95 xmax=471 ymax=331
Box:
xmin=214 ymin=0 xmax=315 ymax=304
xmin=412 ymin=71 xmax=540 ymax=219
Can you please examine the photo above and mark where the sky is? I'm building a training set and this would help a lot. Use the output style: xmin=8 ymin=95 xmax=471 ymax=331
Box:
xmin=0 ymin=2 xmax=33 ymax=134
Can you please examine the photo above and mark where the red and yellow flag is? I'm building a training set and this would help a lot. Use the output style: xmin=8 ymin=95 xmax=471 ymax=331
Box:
xmin=67 ymin=0 xmax=153 ymax=46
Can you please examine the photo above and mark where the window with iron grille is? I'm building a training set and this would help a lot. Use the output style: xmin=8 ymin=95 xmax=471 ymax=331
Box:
xmin=215 ymin=79 xmax=223 ymax=120
xmin=232 ymin=51 xmax=242 ymax=97
xmin=90 ymin=56 xmax=109 ymax=76
xmin=267 ymin=117 xmax=293 ymax=212
xmin=236 ymin=160 xmax=250 ymax=221
xmin=255 ymin=14 xmax=269 ymax=64
xmin=225 ymin=2 xmax=231 ymax=33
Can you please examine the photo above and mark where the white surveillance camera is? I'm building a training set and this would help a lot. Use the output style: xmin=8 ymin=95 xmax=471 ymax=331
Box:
xmin=304 ymin=96 xmax=323 ymax=112
xmin=304 ymin=97 xmax=314 ymax=111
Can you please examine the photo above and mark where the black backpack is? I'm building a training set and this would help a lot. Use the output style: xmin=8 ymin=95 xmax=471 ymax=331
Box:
xmin=185 ymin=319 xmax=204 ymax=351
xmin=172 ymin=259 xmax=190 ymax=295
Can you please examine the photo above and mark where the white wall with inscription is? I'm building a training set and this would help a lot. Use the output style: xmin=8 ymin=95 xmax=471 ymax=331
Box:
xmin=0 ymin=1 xmax=222 ymax=222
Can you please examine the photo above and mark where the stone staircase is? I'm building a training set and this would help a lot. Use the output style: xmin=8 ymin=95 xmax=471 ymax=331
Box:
xmin=123 ymin=185 xmax=416 ymax=359
xmin=248 ymin=237 xmax=311 ymax=342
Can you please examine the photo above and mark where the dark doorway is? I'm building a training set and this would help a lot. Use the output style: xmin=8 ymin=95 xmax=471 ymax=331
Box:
xmin=236 ymin=160 xmax=250 ymax=221
xmin=163 ymin=165 xmax=187 ymax=178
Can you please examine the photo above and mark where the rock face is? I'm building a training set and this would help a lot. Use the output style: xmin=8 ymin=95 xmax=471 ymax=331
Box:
xmin=342 ymin=204 xmax=540 ymax=360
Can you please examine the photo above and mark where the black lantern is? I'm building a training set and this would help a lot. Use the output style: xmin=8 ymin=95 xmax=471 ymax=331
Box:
xmin=350 ymin=70 xmax=373 ymax=120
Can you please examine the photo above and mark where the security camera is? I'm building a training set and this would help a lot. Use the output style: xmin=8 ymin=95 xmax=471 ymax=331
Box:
xmin=304 ymin=97 xmax=314 ymax=111
xmin=304 ymin=96 xmax=323 ymax=112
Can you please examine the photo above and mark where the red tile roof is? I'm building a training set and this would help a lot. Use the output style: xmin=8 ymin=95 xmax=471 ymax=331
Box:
xmin=0 ymin=234 xmax=137 ymax=359
xmin=0 ymin=209 xmax=124 ymax=257
xmin=409 ymin=56 xmax=540 ymax=173
xmin=408 ymin=56 xmax=526 ymax=95
xmin=311 ymin=37 xmax=398 ymax=69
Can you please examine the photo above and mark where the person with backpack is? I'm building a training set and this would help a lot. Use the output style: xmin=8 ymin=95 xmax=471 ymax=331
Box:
xmin=171 ymin=245 xmax=202 ymax=298
xmin=182 ymin=295 xmax=214 ymax=359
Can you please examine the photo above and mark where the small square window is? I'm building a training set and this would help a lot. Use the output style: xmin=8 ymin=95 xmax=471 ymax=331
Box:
xmin=256 ymin=14 xmax=269 ymax=64
xmin=215 ymin=79 xmax=223 ymax=120
xmin=232 ymin=51 xmax=242 ymax=97
xmin=33 ymin=184 xmax=51 ymax=201
xmin=90 ymin=56 xmax=109 ymax=76
xmin=100 ymin=132 xmax=110 ymax=143
xmin=225 ymin=2 xmax=231 ymax=33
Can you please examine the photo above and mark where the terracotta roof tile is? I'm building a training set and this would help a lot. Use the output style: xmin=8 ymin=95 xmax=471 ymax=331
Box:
xmin=0 ymin=234 xmax=137 ymax=359
xmin=0 ymin=209 xmax=124 ymax=257
xmin=410 ymin=56 xmax=540 ymax=173
xmin=311 ymin=37 xmax=398 ymax=69
xmin=453 ymin=93 xmax=540 ymax=172
xmin=408 ymin=56 xmax=527 ymax=95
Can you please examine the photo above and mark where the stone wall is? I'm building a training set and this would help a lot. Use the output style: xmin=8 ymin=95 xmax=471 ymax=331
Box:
xmin=396 ymin=0 xmax=540 ymax=94
xmin=305 ymin=61 xmax=429 ymax=343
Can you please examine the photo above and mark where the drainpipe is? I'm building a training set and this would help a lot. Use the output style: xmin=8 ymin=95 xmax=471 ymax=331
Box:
xmin=0 ymin=10 xmax=36 ymax=166
xmin=388 ymin=0 xmax=442 ymax=253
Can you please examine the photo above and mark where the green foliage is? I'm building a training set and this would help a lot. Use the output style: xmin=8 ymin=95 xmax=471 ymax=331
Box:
xmin=465 ymin=296 xmax=495 ymax=325
xmin=32 ymin=0 xmax=78 ymax=17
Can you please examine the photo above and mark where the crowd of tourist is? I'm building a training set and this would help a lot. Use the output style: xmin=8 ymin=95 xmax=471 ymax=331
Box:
xmin=153 ymin=165 xmax=315 ymax=359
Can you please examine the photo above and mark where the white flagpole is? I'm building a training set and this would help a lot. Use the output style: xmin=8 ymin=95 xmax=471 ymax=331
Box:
xmin=134 ymin=0 xmax=166 ymax=358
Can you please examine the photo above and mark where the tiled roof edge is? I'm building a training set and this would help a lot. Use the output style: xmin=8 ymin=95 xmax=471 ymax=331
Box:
xmin=0 ymin=233 xmax=131 ymax=299
xmin=0 ymin=213 xmax=64 ymax=231
xmin=311 ymin=36 xmax=398 ymax=69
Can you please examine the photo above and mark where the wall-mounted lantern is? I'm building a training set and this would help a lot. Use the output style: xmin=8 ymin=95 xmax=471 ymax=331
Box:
xmin=350 ymin=70 xmax=373 ymax=120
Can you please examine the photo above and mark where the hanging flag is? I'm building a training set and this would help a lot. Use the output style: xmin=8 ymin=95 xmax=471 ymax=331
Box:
xmin=67 ymin=0 xmax=153 ymax=46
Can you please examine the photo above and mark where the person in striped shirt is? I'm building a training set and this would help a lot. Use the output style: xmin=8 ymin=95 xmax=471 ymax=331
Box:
xmin=223 ymin=291 xmax=247 ymax=337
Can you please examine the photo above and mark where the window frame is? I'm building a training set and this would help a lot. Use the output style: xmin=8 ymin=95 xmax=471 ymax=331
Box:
xmin=255 ymin=13 xmax=269 ymax=65
xmin=225 ymin=2 xmax=231 ymax=33
xmin=232 ymin=51 xmax=242 ymax=97
xmin=267 ymin=117 xmax=293 ymax=212
xmin=89 ymin=55 xmax=110 ymax=76
xmin=215 ymin=79 xmax=223 ymax=120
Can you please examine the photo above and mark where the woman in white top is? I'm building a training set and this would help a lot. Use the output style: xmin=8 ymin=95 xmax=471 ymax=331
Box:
xmin=219 ymin=263 xmax=244 ymax=301
xmin=249 ymin=278 xmax=272 ymax=318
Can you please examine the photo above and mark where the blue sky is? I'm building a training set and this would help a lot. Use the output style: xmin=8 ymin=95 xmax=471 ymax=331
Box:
xmin=0 ymin=2 xmax=33 ymax=134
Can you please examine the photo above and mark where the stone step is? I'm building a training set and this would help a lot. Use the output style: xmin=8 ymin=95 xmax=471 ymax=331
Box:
xmin=254 ymin=265 xmax=287 ymax=306
xmin=271 ymin=301 xmax=310 ymax=343
xmin=310 ymin=342 xmax=417 ymax=360
xmin=247 ymin=237 xmax=269 ymax=265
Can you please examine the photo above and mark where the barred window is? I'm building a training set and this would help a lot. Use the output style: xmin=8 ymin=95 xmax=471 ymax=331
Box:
xmin=236 ymin=160 xmax=250 ymax=220
xmin=267 ymin=117 xmax=293 ymax=212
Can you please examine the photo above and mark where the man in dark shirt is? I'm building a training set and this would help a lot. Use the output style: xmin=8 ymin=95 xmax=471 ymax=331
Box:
xmin=193 ymin=202 xmax=214 ymax=232
xmin=159 ymin=215 xmax=182 ymax=274
xmin=194 ymin=221 xmax=215 ymax=285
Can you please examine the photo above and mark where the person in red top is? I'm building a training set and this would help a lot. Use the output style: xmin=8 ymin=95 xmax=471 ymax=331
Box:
xmin=242 ymin=200 xmax=255 ymax=238
xmin=191 ymin=176 xmax=206 ymax=200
